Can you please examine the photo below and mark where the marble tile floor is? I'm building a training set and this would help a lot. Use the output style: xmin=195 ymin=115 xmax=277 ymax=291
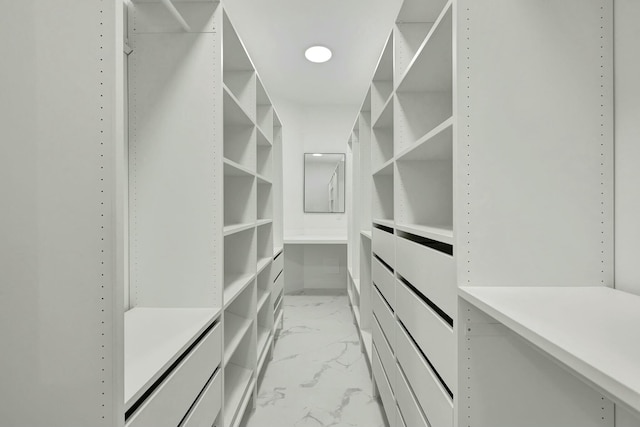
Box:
xmin=243 ymin=292 xmax=386 ymax=427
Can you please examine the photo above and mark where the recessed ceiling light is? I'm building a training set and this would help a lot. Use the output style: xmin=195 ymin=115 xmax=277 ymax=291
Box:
xmin=312 ymin=153 xmax=323 ymax=157
xmin=305 ymin=46 xmax=332 ymax=63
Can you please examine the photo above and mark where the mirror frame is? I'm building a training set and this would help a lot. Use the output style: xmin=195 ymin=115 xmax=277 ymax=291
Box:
xmin=303 ymin=153 xmax=346 ymax=213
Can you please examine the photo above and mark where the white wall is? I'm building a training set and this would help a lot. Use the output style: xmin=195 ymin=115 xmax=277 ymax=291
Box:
xmin=275 ymin=100 xmax=357 ymax=292
xmin=276 ymin=101 xmax=357 ymax=235
xmin=614 ymin=1 xmax=640 ymax=425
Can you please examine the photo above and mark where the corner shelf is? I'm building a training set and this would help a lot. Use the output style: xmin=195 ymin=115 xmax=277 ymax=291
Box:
xmin=124 ymin=307 xmax=221 ymax=410
xmin=459 ymin=286 xmax=640 ymax=417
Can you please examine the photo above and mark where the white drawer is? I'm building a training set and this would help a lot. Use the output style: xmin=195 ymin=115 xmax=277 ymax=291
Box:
xmin=126 ymin=323 xmax=222 ymax=427
xmin=373 ymin=347 xmax=396 ymax=427
xmin=396 ymin=281 xmax=455 ymax=390
xmin=180 ymin=368 xmax=222 ymax=427
xmin=396 ymin=322 xmax=453 ymax=427
xmin=395 ymin=363 xmax=429 ymax=427
xmin=373 ymin=227 xmax=395 ymax=269
xmin=396 ymin=236 xmax=455 ymax=317
xmin=397 ymin=404 xmax=407 ymax=427
xmin=272 ymin=252 xmax=283 ymax=282
xmin=373 ymin=256 xmax=395 ymax=309
xmin=273 ymin=269 xmax=284 ymax=299
xmin=372 ymin=315 xmax=395 ymax=391
xmin=372 ymin=286 xmax=395 ymax=350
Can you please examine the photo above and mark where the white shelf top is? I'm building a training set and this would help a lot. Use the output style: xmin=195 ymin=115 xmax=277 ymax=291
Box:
xmin=257 ymin=288 xmax=270 ymax=313
xmin=360 ymin=229 xmax=372 ymax=239
xmin=284 ymin=235 xmax=347 ymax=244
xmin=223 ymin=84 xmax=255 ymax=127
xmin=223 ymin=222 xmax=255 ymax=237
xmin=459 ymin=286 xmax=640 ymax=416
xmin=124 ymin=307 xmax=220 ymax=409
xmin=256 ymin=218 xmax=273 ymax=227
xmin=257 ymin=257 xmax=272 ymax=275
xmin=372 ymin=158 xmax=394 ymax=176
xmin=274 ymin=246 xmax=284 ymax=257
xmin=257 ymin=333 xmax=274 ymax=375
xmin=256 ymin=174 xmax=272 ymax=185
xmin=373 ymin=219 xmax=394 ymax=229
xmin=257 ymin=326 xmax=270 ymax=359
xmin=223 ymin=272 xmax=255 ymax=309
xmin=223 ymin=158 xmax=255 ymax=177
xmin=223 ymin=363 xmax=254 ymax=426
xmin=395 ymin=223 xmax=453 ymax=245
xmin=223 ymin=312 xmax=253 ymax=366
xmin=256 ymin=125 xmax=273 ymax=147
xmin=396 ymin=117 xmax=454 ymax=162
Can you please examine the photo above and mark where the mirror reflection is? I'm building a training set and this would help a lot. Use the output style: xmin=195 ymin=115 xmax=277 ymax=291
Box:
xmin=304 ymin=153 xmax=345 ymax=213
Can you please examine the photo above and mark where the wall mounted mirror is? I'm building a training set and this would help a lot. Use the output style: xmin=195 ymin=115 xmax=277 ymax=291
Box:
xmin=304 ymin=153 xmax=345 ymax=213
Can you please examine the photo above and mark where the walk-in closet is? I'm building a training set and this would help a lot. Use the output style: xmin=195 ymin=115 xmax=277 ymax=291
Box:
xmin=2 ymin=0 xmax=640 ymax=426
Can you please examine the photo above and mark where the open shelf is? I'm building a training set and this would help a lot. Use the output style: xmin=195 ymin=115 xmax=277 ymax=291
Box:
xmin=257 ymin=181 xmax=273 ymax=221
xmin=360 ymin=230 xmax=373 ymax=239
xmin=257 ymin=222 xmax=273 ymax=261
xmin=371 ymin=96 xmax=394 ymax=172
xmin=257 ymin=334 xmax=273 ymax=376
xmin=224 ymin=228 xmax=256 ymax=305
xmin=459 ymin=286 xmax=640 ymax=417
xmin=224 ymin=363 xmax=254 ymax=427
xmin=257 ymin=143 xmax=272 ymax=180
xmin=223 ymin=222 xmax=255 ymax=237
xmin=256 ymin=218 xmax=272 ymax=227
xmin=371 ymin=33 xmax=394 ymax=124
xmin=223 ymin=273 xmax=256 ymax=309
xmin=223 ymin=312 xmax=253 ymax=366
xmin=224 ymin=91 xmax=256 ymax=172
xmin=395 ymin=130 xmax=452 ymax=235
xmin=257 ymin=326 xmax=270 ymax=359
xmin=394 ymin=0 xmax=449 ymax=81
xmin=256 ymin=78 xmax=274 ymax=143
xmin=257 ymin=287 xmax=270 ymax=313
xmin=372 ymin=158 xmax=394 ymax=176
xmin=372 ymin=172 xmax=394 ymax=222
xmin=223 ymin=12 xmax=255 ymax=121
xmin=396 ymin=117 xmax=453 ymax=161
xmin=257 ymin=257 xmax=271 ymax=275
xmin=395 ymin=5 xmax=452 ymax=154
xmin=124 ymin=307 xmax=220 ymax=410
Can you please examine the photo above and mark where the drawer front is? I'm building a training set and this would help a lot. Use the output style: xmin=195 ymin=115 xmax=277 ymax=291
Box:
xmin=273 ymin=269 xmax=284 ymax=300
xmin=372 ymin=227 xmax=395 ymax=269
xmin=372 ymin=256 xmax=395 ymax=309
xmin=127 ymin=323 xmax=222 ymax=427
xmin=397 ymin=404 xmax=407 ymax=427
xmin=372 ymin=286 xmax=395 ymax=350
xmin=396 ymin=322 xmax=453 ymax=427
xmin=372 ymin=347 xmax=396 ymax=427
xmin=396 ymin=236 xmax=455 ymax=316
xmin=395 ymin=363 xmax=429 ymax=427
xmin=396 ymin=281 xmax=455 ymax=390
xmin=372 ymin=315 xmax=395 ymax=391
xmin=272 ymin=253 xmax=283 ymax=282
xmin=180 ymin=368 xmax=222 ymax=427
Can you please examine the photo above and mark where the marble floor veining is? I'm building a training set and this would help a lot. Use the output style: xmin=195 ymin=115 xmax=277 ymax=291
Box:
xmin=243 ymin=293 xmax=386 ymax=427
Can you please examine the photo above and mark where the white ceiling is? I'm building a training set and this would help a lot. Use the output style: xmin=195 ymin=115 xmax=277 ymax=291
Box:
xmin=223 ymin=0 xmax=402 ymax=107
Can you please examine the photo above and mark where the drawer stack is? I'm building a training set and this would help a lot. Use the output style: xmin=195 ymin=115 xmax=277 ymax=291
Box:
xmin=126 ymin=316 xmax=223 ymax=427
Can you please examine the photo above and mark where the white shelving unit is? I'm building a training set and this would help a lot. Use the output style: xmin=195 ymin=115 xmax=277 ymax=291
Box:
xmin=1 ymin=2 xmax=283 ymax=426
xmin=347 ymin=1 xmax=625 ymax=427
